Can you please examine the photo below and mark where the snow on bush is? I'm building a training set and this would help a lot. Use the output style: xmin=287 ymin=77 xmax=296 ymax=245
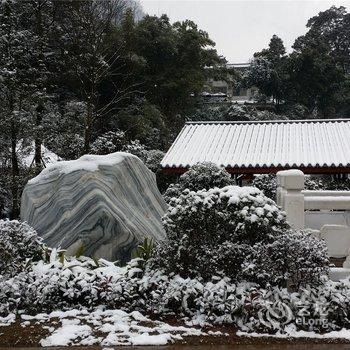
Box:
xmin=154 ymin=185 xmax=329 ymax=286
xmin=144 ymin=149 xmax=165 ymax=173
xmin=123 ymin=139 xmax=148 ymax=161
xmin=156 ymin=186 xmax=286 ymax=280
xmin=0 ymin=252 xmax=348 ymax=334
xmin=243 ymin=231 xmax=329 ymax=287
xmin=252 ymin=173 xmax=324 ymax=201
xmin=251 ymin=173 xmax=277 ymax=200
xmin=90 ymin=130 xmax=127 ymax=155
xmin=164 ymin=162 xmax=234 ymax=202
xmin=0 ymin=220 xmax=43 ymax=278
xmin=325 ymin=178 xmax=350 ymax=191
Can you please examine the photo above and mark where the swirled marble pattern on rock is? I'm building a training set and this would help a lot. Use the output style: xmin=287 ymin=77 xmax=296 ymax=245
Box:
xmin=21 ymin=152 xmax=167 ymax=263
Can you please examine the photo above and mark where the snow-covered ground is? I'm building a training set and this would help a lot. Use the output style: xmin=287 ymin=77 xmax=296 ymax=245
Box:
xmin=1 ymin=308 xmax=205 ymax=346
xmin=238 ymin=325 xmax=350 ymax=341
xmin=16 ymin=141 xmax=62 ymax=168
xmin=3 ymin=308 xmax=350 ymax=347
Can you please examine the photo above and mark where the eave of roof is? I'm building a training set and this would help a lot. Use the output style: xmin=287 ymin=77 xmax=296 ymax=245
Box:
xmin=185 ymin=118 xmax=349 ymax=125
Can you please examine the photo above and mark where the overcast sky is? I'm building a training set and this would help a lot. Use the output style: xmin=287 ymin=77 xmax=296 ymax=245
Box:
xmin=140 ymin=0 xmax=350 ymax=62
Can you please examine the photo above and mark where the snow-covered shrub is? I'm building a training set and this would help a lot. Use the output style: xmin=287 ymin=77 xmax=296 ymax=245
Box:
xmin=0 ymin=255 xmax=238 ymax=316
xmin=238 ymin=286 xmax=295 ymax=333
xmin=164 ymin=162 xmax=234 ymax=202
xmin=0 ymin=220 xmax=43 ymax=277
xmin=0 ymin=250 xmax=347 ymax=334
xmin=155 ymin=186 xmax=329 ymax=286
xmin=186 ymin=103 xmax=227 ymax=122
xmin=304 ymin=176 xmax=324 ymax=190
xmin=187 ymin=103 xmax=287 ymax=123
xmin=144 ymin=150 xmax=164 ymax=173
xmin=155 ymin=186 xmax=289 ymax=281
xmin=114 ymin=98 xmax=167 ymax=150
xmin=0 ymin=253 xmax=142 ymax=315
xmin=232 ymin=283 xmax=350 ymax=333
xmin=252 ymin=173 xmax=324 ymax=201
xmin=48 ymin=133 xmax=84 ymax=160
xmin=283 ymin=103 xmax=309 ymax=120
xmin=251 ymin=174 xmax=277 ymax=200
xmin=91 ymin=130 xmax=127 ymax=155
xmin=143 ymin=149 xmax=171 ymax=192
xmin=224 ymin=104 xmax=287 ymax=122
xmin=178 ymin=163 xmax=234 ymax=190
xmin=324 ymin=178 xmax=350 ymax=191
xmin=45 ymin=100 xmax=86 ymax=160
xmin=242 ymin=231 xmax=329 ymax=287
xmin=123 ymin=139 xmax=148 ymax=162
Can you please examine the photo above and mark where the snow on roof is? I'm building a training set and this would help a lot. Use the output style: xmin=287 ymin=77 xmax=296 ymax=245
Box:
xmin=161 ymin=119 xmax=350 ymax=171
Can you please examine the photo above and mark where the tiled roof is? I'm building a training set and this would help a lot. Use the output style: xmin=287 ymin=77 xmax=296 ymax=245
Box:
xmin=161 ymin=119 xmax=350 ymax=171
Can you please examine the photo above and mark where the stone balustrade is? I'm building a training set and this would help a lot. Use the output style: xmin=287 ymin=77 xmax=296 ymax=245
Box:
xmin=276 ymin=169 xmax=350 ymax=281
xmin=277 ymin=170 xmax=350 ymax=228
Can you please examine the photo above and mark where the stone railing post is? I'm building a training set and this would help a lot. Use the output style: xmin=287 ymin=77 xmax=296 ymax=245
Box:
xmin=276 ymin=171 xmax=286 ymax=207
xmin=276 ymin=169 xmax=305 ymax=229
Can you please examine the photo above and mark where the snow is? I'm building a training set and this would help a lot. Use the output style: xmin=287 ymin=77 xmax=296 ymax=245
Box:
xmin=0 ymin=253 xmax=349 ymax=340
xmin=7 ymin=307 xmax=350 ymax=345
xmin=13 ymin=308 xmax=205 ymax=347
xmin=41 ymin=320 xmax=91 ymax=347
xmin=28 ymin=151 xmax=137 ymax=184
xmin=305 ymin=196 xmax=350 ymax=210
xmin=238 ymin=326 xmax=350 ymax=340
xmin=277 ymin=169 xmax=304 ymax=176
xmin=130 ymin=333 xmax=172 ymax=345
xmin=22 ymin=145 xmax=61 ymax=168
xmin=161 ymin=120 xmax=350 ymax=170
xmin=16 ymin=140 xmax=61 ymax=168
xmin=219 ymin=185 xmax=261 ymax=204
xmin=0 ymin=313 xmax=15 ymax=326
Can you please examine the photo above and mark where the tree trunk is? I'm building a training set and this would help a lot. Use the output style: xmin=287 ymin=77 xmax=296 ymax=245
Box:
xmin=84 ymin=99 xmax=93 ymax=154
xmin=10 ymin=116 xmax=19 ymax=219
xmin=34 ymin=0 xmax=45 ymax=173
xmin=34 ymin=103 xmax=44 ymax=173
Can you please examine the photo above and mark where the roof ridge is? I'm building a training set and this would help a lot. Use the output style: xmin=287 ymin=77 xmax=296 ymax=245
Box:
xmin=186 ymin=118 xmax=350 ymax=125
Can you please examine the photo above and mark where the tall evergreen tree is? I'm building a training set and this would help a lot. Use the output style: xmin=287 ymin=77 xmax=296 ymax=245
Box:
xmin=293 ymin=6 xmax=350 ymax=72
xmin=0 ymin=0 xmax=35 ymax=217
xmin=268 ymin=35 xmax=286 ymax=62
xmin=134 ymin=15 xmax=221 ymax=128
xmin=248 ymin=35 xmax=287 ymax=104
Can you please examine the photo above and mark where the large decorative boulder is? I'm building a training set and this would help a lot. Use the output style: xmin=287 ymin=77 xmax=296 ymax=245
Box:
xmin=21 ymin=152 xmax=167 ymax=263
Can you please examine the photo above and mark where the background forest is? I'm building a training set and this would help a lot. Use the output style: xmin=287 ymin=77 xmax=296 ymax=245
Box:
xmin=0 ymin=0 xmax=349 ymax=219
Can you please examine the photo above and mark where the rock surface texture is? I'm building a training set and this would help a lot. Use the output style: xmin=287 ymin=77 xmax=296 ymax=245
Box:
xmin=21 ymin=152 xmax=167 ymax=263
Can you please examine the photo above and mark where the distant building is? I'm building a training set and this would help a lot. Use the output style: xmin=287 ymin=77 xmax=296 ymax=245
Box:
xmin=205 ymin=62 xmax=259 ymax=102
xmin=161 ymin=119 xmax=350 ymax=175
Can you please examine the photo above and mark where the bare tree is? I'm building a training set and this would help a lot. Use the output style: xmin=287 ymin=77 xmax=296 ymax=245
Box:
xmin=58 ymin=0 xmax=141 ymax=153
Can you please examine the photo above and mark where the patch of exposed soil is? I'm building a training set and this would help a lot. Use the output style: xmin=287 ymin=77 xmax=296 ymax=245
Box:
xmin=0 ymin=319 xmax=51 ymax=347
